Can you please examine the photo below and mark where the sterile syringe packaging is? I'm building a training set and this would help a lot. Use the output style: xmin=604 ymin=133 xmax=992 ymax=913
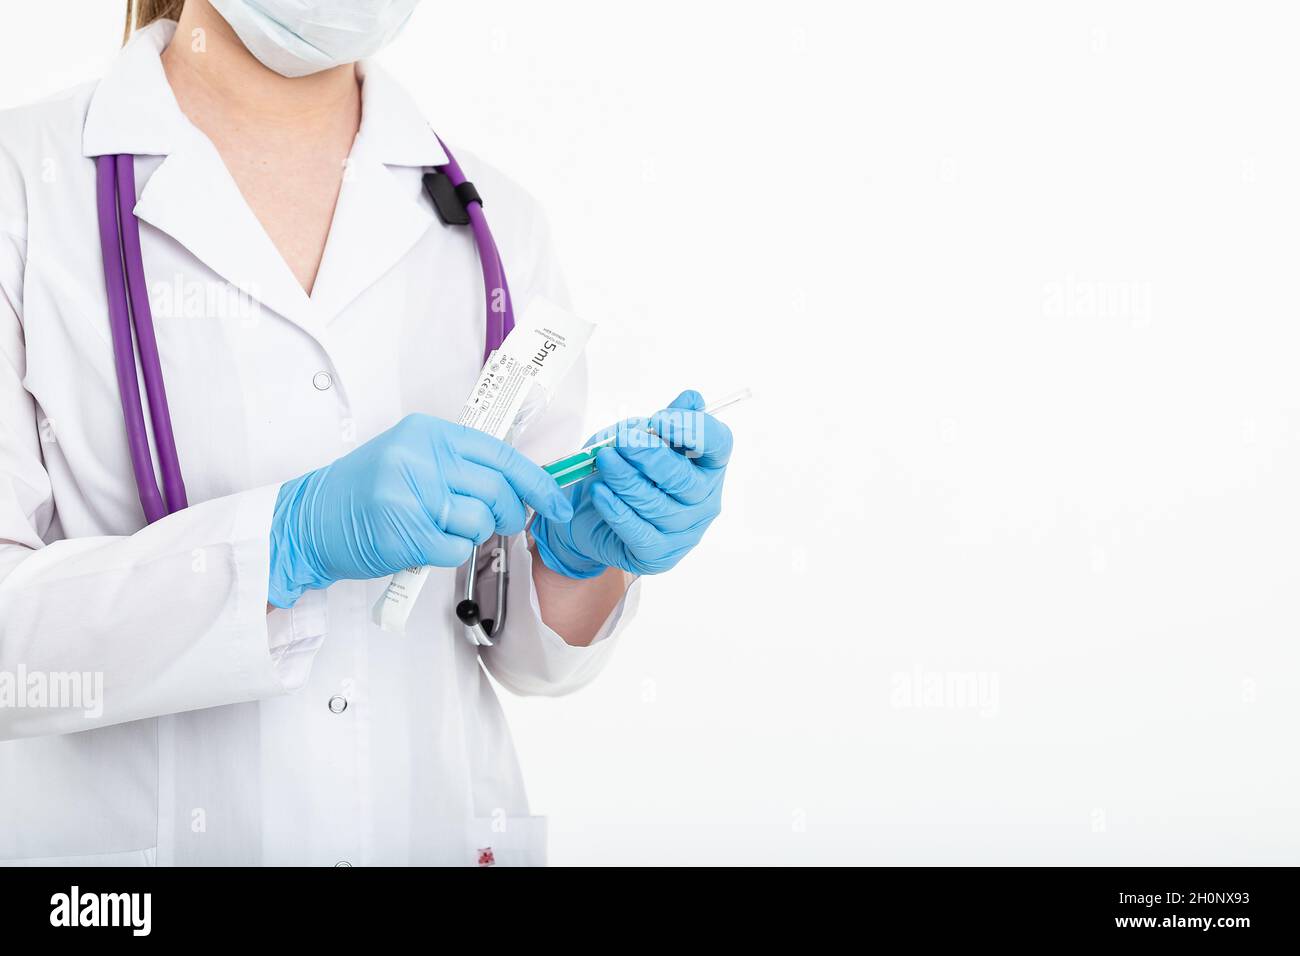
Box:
xmin=371 ymin=296 xmax=595 ymax=633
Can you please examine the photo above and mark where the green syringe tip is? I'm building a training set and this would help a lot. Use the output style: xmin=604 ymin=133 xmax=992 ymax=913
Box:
xmin=544 ymin=450 xmax=596 ymax=476
xmin=552 ymin=461 xmax=597 ymax=488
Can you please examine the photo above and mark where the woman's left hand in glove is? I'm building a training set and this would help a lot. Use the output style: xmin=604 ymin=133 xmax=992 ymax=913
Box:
xmin=530 ymin=390 xmax=734 ymax=579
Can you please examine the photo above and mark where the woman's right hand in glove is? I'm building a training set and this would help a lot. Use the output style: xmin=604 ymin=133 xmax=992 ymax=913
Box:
xmin=267 ymin=414 xmax=572 ymax=608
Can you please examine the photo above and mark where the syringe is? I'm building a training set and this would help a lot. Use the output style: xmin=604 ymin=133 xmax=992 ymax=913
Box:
xmin=543 ymin=388 xmax=753 ymax=489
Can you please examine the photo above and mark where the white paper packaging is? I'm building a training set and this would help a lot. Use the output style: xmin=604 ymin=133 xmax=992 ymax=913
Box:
xmin=371 ymin=296 xmax=594 ymax=633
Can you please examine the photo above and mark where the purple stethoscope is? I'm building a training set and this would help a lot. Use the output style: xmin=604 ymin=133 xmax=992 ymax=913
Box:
xmin=93 ymin=141 xmax=515 ymax=638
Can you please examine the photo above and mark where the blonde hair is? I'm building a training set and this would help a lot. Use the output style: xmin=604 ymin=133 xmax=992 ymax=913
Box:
xmin=123 ymin=0 xmax=186 ymax=44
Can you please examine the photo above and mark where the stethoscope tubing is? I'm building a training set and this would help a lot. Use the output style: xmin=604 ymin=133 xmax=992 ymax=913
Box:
xmin=431 ymin=135 xmax=513 ymax=364
xmin=94 ymin=154 xmax=187 ymax=522
xmin=429 ymin=136 xmax=514 ymax=641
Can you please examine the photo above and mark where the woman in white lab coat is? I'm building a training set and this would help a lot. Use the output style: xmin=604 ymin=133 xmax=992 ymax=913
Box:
xmin=0 ymin=0 xmax=731 ymax=865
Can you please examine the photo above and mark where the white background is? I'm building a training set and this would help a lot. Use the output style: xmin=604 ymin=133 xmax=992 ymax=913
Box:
xmin=5 ymin=1 xmax=1300 ymax=864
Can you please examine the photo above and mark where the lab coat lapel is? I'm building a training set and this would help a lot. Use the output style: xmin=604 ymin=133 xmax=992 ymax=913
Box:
xmin=133 ymin=141 xmax=313 ymax=330
xmin=83 ymin=19 xmax=313 ymax=332
xmin=307 ymin=143 xmax=436 ymax=324
xmin=308 ymin=63 xmax=448 ymax=324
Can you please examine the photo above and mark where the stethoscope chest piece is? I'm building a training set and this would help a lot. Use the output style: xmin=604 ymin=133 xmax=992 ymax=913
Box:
xmin=457 ymin=534 xmax=510 ymax=647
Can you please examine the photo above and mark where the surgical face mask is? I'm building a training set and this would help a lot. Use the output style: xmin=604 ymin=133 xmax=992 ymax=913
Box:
xmin=208 ymin=0 xmax=423 ymax=78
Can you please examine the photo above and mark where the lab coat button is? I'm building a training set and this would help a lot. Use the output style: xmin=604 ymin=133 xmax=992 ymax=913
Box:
xmin=313 ymin=371 xmax=334 ymax=391
xmin=327 ymin=695 xmax=348 ymax=714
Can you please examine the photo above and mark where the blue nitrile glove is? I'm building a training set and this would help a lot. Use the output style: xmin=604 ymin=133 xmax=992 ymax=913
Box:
xmin=268 ymin=414 xmax=573 ymax=608
xmin=531 ymin=390 xmax=733 ymax=579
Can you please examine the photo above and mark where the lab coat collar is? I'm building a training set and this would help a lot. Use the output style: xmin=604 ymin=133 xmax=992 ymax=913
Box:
xmin=353 ymin=61 xmax=449 ymax=169
xmin=80 ymin=19 xmax=453 ymax=332
xmin=82 ymin=20 xmax=449 ymax=167
xmin=82 ymin=20 xmax=190 ymax=158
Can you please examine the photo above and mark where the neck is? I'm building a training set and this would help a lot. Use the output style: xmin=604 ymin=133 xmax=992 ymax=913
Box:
xmin=161 ymin=0 xmax=360 ymax=129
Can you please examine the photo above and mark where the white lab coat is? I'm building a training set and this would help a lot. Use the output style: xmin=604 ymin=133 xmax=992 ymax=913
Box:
xmin=0 ymin=21 xmax=638 ymax=866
